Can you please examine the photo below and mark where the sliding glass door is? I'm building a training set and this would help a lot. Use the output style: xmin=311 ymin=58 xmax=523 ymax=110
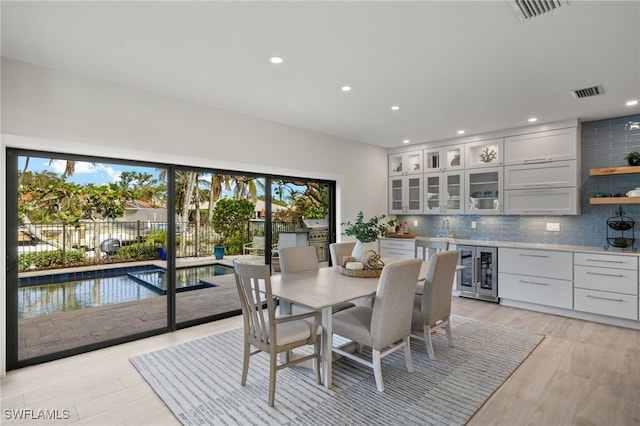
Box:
xmin=6 ymin=149 xmax=169 ymax=368
xmin=5 ymin=149 xmax=336 ymax=370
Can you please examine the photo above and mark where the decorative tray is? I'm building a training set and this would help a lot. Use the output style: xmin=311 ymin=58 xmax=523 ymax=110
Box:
xmin=385 ymin=233 xmax=416 ymax=238
xmin=339 ymin=266 xmax=382 ymax=278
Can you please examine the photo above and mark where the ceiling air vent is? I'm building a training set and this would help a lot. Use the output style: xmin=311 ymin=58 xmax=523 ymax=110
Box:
xmin=511 ymin=0 xmax=568 ymax=20
xmin=570 ymin=85 xmax=605 ymax=99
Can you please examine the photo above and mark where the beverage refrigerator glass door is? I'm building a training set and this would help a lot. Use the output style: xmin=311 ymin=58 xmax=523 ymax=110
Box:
xmin=456 ymin=245 xmax=498 ymax=302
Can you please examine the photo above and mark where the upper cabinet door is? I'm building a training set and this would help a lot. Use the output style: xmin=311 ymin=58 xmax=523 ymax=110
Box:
xmin=504 ymin=128 xmax=577 ymax=165
xmin=389 ymin=150 xmax=423 ymax=176
xmin=465 ymin=138 xmax=504 ymax=169
xmin=424 ymin=145 xmax=464 ymax=172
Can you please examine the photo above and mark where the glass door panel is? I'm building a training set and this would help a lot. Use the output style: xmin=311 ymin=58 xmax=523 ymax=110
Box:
xmin=467 ymin=168 xmax=502 ymax=214
xmin=11 ymin=152 xmax=168 ymax=365
xmin=445 ymin=172 xmax=463 ymax=213
xmin=425 ymin=174 xmax=441 ymax=212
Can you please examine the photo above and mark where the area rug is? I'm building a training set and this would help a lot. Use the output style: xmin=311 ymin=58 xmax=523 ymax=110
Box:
xmin=130 ymin=316 xmax=543 ymax=426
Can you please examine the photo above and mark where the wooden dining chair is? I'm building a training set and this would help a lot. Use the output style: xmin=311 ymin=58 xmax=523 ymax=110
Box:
xmin=411 ymin=250 xmax=459 ymax=360
xmin=415 ymin=239 xmax=449 ymax=261
xmin=331 ymin=258 xmax=422 ymax=392
xmin=233 ymin=260 xmax=322 ymax=407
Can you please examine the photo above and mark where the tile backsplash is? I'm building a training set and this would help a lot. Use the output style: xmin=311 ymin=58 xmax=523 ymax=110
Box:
xmin=398 ymin=113 xmax=640 ymax=248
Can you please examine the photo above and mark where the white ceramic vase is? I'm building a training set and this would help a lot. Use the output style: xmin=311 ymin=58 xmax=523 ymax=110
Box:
xmin=351 ymin=240 xmax=378 ymax=264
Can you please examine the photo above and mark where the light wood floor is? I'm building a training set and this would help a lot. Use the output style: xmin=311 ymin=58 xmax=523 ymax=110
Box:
xmin=1 ymin=297 xmax=639 ymax=425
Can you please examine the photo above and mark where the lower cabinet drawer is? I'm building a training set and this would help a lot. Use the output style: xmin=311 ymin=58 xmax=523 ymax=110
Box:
xmin=499 ymin=248 xmax=573 ymax=280
xmin=379 ymin=248 xmax=415 ymax=259
xmin=574 ymin=288 xmax=638 ymax=320
xmin=574 ymin=265 xmax=638 ymax=295
xmin=498 ymin=272 xmax=573 ymax=309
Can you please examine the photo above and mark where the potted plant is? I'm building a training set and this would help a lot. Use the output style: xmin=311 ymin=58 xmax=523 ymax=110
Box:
xmin=271 ymin=250 xmax=280 ymax=273
xmin=213 ymin=236 xmax=225 ymax=260
xmin=625 ymin=152 xmax=640 ymax=166
xmin=341 ymin=212 xmax=392 ymax=262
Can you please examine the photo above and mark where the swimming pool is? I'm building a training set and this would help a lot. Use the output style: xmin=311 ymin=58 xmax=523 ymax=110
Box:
xmin=18 ymin=264 xmax=233 ymax=318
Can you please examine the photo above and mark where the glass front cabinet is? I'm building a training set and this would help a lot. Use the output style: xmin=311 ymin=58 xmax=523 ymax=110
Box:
xmin=389 ymin=175 xmax=423 ymax=214
xmin=389 ymin=150 xmax=423 ymax=176
xmin=465 ymin=138 xmax=503 ymax=169
xmin=424 ymin=171 xmax=464 ymax=215
xmin=424 ymin=145 xmax=464 ymax=173
xmin=466 ymin=167 xmax=503 ymax=215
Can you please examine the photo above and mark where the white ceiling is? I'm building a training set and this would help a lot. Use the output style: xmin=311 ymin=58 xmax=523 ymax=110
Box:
xmin=2 ymin=1 xmax=639 ymax=148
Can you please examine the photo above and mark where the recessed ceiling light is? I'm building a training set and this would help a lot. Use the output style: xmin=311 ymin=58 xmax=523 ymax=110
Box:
xmin=341 ymin=85 xmax=352 ymax=92
xmin=626 ymin=100 xmax=639 ymax=107
xmin=269 ymin=56 xmax=284 ymax=64
xmin=457 ymin=130 xmax=465 ymax=135
xmin=391 ymin=105 xmax=400 ymax=111
xmin=528 ymin=117 xmax=538 ymax=123
xmin=403 ymin=139 xmax=410 ymax=144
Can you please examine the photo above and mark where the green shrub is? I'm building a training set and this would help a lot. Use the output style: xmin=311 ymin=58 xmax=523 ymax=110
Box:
xmin=18 ymin=250 xmax=85 ymax=272
xmin=113 ymin=241 xmax=160 ymax=260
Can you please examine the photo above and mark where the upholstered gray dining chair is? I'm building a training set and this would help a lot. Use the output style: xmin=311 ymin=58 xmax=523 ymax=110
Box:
xmin=278 ymin=245 xmax=320 ymax=274
xmin=331 ymin=258 xmax=422 ymax=392
xmin=233 ymin=260 xmax=321 ymax=407
xmin=415 ymin=239 xmax=449 ymax=261
xmin=329 ymin=241 xmax=356 ymax=266
xmin=280 ymin=245 xmax=355 ymax=313
xmin=329 ymin=241 xmax=374 ymax=308
xmin=411 ymin=250 xmax=459 ymax=360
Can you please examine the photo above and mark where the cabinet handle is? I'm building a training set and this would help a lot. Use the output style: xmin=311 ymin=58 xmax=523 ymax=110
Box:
xmin=586 ymin=294 xmax=624 ymax=303
xmin=523 ymin=184 xmax=553 ymax=187
xmin=523 ymin=157 xmax=552 ymax=163
xmin=585 ymin=258 xmax=624 ymax=264
xmin=519 ymin=279 xmax=549 ymax=286
xmin=586 ymin=271 xmax=624 ymax=278
xmin=523 ymin=210 xmax=554 ymax=213
xmin=518 ymin=253 xmax=549 ymax=258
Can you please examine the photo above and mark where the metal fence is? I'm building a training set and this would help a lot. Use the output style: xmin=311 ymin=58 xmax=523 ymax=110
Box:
xmin=18 ymin=219 xmax=299 ymax=271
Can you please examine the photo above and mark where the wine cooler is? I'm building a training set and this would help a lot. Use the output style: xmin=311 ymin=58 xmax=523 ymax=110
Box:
xmin=456 ymin=245 xmax=498 ymax=302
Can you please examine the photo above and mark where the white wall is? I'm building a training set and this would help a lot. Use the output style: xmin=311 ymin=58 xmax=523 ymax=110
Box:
xmin=0 ymin=58 xmax=389 ymax=376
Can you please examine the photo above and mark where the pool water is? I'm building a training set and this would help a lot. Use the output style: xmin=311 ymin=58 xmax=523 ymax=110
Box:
xmin=18 ymin=264 xmax=233 ymax=318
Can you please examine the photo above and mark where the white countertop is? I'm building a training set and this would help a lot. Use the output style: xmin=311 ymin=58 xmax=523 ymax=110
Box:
xmin=381 ymin=236 xmax=640 ymax=257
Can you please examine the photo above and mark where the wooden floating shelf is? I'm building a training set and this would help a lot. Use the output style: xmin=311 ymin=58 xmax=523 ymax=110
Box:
xmin=590 ymin=197 xmax=640 ymax=205
xmin=590 ymin=166 xmax=640 ymax=176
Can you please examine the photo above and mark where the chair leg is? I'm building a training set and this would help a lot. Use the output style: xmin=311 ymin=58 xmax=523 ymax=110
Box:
xmin=444 ymin=319 xmax=453 ymax=347
xmin=423 ymin=325 xmax=435 ymax=360
xmin=403 ymin=336 xmax=414 ymax=373
xmin=268 ymin=353 xmax=277 ymax=407
xmin=372 ymin=349 xmax=384 ymax=392
xmin=241 ymin=341 xmax=250 ymax=386
xmin=314 ymin=341 xmax=322 ymax=385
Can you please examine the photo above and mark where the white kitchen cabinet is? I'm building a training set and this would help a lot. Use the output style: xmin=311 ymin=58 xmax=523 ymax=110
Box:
xmin=504 ymin=160 xmax=578 ymax=190
xmin=503 ymin=187 xmax=579 ymax=215
xmin=498 ymin=248 xmax=573 ymax=309
xmin=389 ymin=175 xmax=423 ymax=214
xmin=424 ymin=145 xmax=464 ymax=172
xmin=389 ymin=150 xmax=423 ymax=176
xmin=465 ymin=167 xmax=502 ymax=215
xmin=504 ymin=127 xmax=577 ymax=165
xmin=423 ymin=171 xmax=464 ymax=215
xmin=573 ymin=253 xmax=638 ymax=320
xmin=379 ymin=238 xmax=415 ymax=259
xmin=465 ymin=138 xmax=503 ymax=169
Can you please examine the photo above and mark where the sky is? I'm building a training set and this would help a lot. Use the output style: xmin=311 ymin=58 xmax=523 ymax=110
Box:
xmin=19 ymin=156 xmax=159 ymax=186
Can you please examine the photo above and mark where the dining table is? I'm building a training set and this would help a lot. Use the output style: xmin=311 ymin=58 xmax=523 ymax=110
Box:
xmin=270 ymin=259 xmax=438 ymax=388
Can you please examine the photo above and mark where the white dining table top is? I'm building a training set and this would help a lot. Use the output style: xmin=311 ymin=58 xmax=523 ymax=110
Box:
xmin=270 ymin=266 xmax=380 ymax=309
